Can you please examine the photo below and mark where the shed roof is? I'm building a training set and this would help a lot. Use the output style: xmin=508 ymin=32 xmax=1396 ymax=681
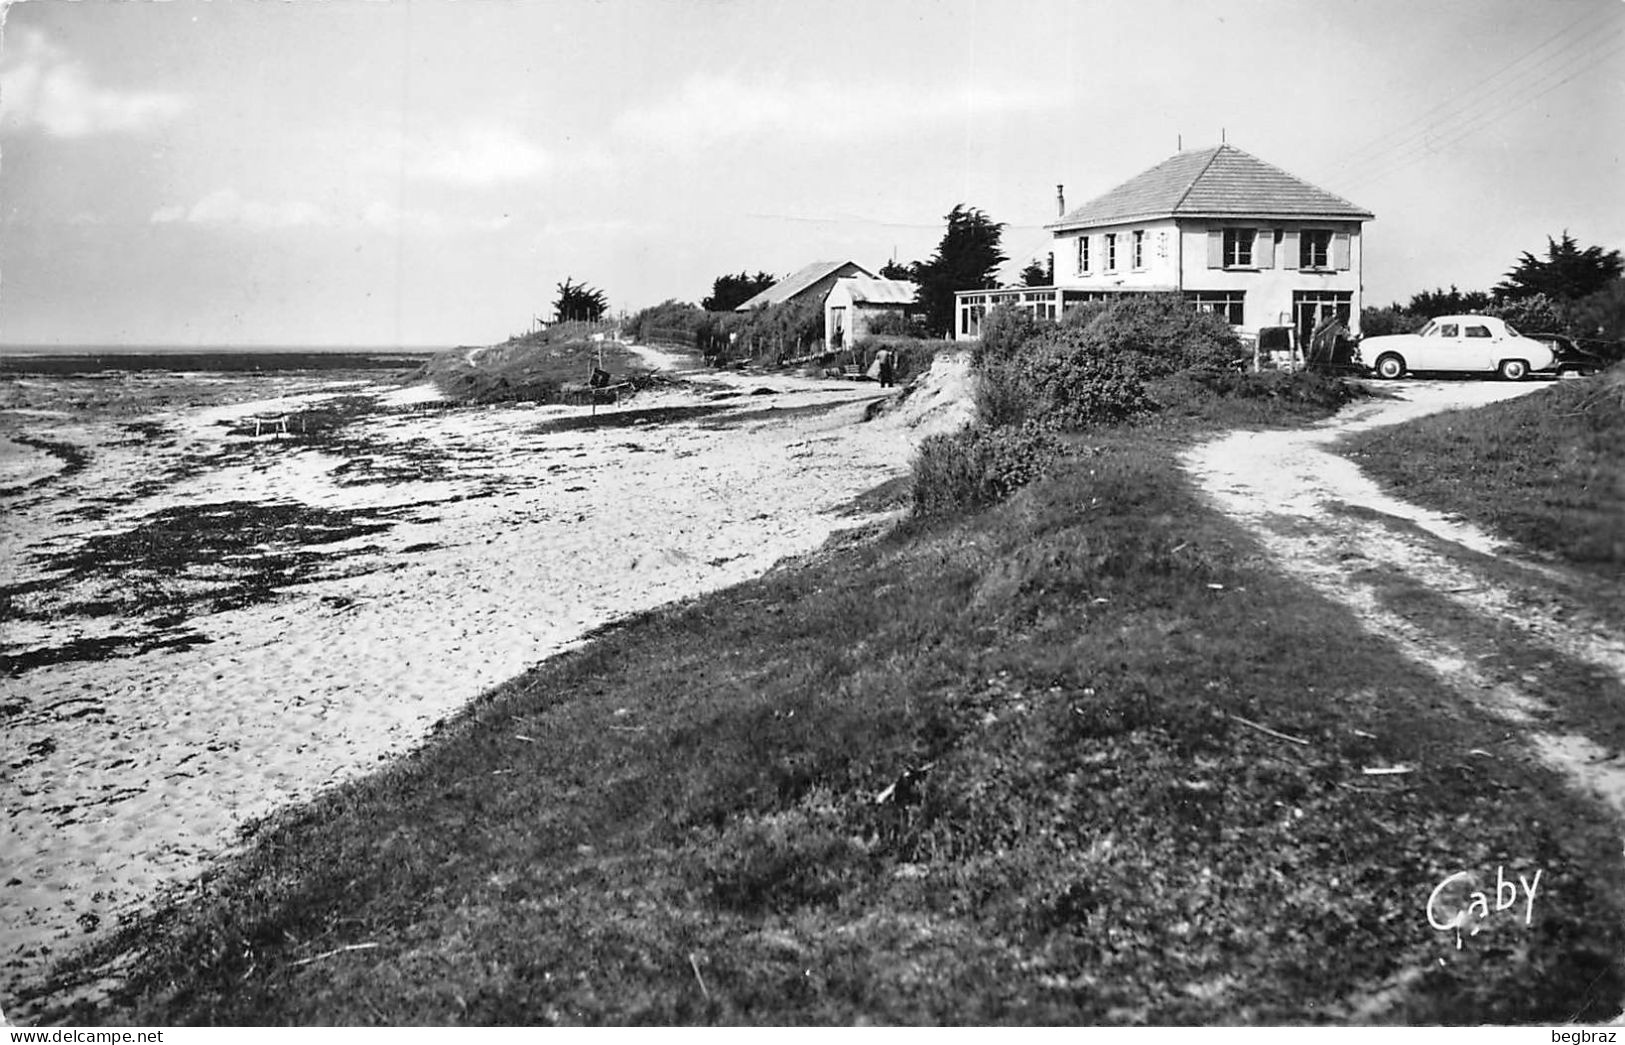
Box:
xmin=836 ymin=277 xmax=918 ymax=305
xmin=1049 ymin=145 xmax=1373 ymax=230
xmin=735 ymin=260 xmax=874 ymax=311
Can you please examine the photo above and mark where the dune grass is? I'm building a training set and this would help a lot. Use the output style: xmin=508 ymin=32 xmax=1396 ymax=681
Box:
xmin=423 ymin=337 xmax=656 ymax=405
xmin=1341 ymin=369 xmax=1625 ymax=576
xmin=34 ymin=420 xmax=1624 ymax=1025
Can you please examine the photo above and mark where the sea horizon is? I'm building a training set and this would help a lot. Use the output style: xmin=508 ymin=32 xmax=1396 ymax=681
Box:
xmin=0 ymin=342 xmax=452 ymax=357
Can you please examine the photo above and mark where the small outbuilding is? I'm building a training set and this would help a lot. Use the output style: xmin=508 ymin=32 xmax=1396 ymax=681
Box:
xmin=824 ymin=276 xmax=921 ymax=351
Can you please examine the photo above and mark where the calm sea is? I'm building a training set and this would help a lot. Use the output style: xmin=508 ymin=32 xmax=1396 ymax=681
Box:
xmin=0 ymin=343 xmax=445 ymax=376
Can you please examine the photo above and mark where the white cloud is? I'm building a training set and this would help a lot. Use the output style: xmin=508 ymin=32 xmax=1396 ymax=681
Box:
xmin=613 ymin=74 xmax=1061 ymax=151
xmin=405 ymin=124 xmax=550 ymax=186
xmin=0 ymin=30 xmax=189 ymax=138
xmin=151 ymin=189 xmax=331 ymax=231
xmin=151 ymin=190 xmax=509 ymax=236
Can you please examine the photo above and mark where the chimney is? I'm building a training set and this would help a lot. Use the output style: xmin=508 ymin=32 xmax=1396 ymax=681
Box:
xmin=1056 ymin=184 xmax=1066 ymax=218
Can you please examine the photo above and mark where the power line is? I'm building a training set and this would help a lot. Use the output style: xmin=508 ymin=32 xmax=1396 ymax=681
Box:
xmin=1340 ymin=26 xmax=1625 ymax=191
xmin=1321 ymin=3 xmax=1616 ymax=180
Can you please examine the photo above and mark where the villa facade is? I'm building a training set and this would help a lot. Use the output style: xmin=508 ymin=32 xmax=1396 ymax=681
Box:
xmin=954 ymin=145 xmax=1374 ymax=345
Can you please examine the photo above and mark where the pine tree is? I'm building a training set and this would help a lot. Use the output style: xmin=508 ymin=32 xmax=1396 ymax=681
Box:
xmin=553 ymin=278 xmax=608 ymax=322
xmin=1494 ymin=232 xmax=1623 ymax=302
xmin=912 ymin=205 xmax=1007 ymax=336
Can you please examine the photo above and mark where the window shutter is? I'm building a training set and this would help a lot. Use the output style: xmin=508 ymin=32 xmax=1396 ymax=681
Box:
xmin=1207 ymin=229 xmax=1223 ymax=268
xmin=1332 ymin=231 xmax=1351 ymax=270
xmin=1255 ymin=228 xmax=1275 ymax=269
xmin=1282 ymin=231 xmax=1300 ymax=270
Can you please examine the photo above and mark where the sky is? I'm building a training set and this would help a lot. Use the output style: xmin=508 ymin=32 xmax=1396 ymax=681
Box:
xmin=0 ymin=0 xmax=1621 ymax=348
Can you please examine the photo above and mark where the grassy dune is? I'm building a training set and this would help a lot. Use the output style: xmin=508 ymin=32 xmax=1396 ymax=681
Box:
xmin=422 ymin=330 xmax=661 ymax=405
xmin=36 ymin=416 xmax=1624 ymax=1024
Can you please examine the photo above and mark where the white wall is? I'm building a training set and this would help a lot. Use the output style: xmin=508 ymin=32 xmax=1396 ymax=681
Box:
xmin=1053 ymin=219 xmax=1181 ymax=291
xmin=1178 ymin=219 xmax=1363 ymax=333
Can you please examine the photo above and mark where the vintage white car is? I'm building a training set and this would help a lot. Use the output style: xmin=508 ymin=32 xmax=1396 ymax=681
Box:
xmin=1362 ymin=314 xmax=1555 ymax=380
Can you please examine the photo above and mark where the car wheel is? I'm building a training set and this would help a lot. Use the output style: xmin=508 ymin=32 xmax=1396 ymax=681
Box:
xmin=1375 ymin=354 xmax=1405 ymax=380
xmin=1498 ymin=359 xmax=1529 ymax=381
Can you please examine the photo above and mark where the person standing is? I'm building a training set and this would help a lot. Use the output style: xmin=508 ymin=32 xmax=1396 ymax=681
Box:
xmin=875 ymin=346 xmax=896 ymax=388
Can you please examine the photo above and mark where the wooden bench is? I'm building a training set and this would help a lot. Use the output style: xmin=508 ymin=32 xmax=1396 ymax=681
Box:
xmin=250 ymin=415 xmax=290 ymax=437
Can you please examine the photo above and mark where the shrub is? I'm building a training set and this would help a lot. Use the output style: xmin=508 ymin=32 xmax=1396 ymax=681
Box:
xmin=1149 ymin=368 xmax=1364 ymax=425
xmin=1359 ymin=306 xmax=1426 ymax=338
xmin=1018 ymin=330 xmax=1154 ymax=429
xmin=1564 ymin=276 xmax=1625 ymax=343
xmin=1489 ymin=293 xmax=1562 ymax=335
xmin=864 ymin=310 xmax=929 ymax=339
xmin=1066 ymin=293 xmax=1242 ymax=376
xmin=911 ymin=422 xmax=1063 ymax=516
xmin=972 ymin=304 xmax=1050 ymax=366
xmin=973 ymin=357 xmax=1032 ymax=429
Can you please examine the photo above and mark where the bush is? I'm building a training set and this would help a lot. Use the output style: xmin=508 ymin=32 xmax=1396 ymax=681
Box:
xmin=1018 ymin=330 xmax=1155 ymax=429
xmin=911 ymin=422 xmax=1063 ymax=516
xmin=1067 ymin=293 xmax=1242 ymax=376
xmin=1359 ymin=306 xmax=1426 ymax=338
xmin=1149 ymin=368 xmax=1364 ymax=426
xmin=973 ymin=358 xmax=1032 ymax=429
xmin=972 ymin=304 xmax=1051 ymax=366
xmin=864 ymin=310 xmax=929 ymax=339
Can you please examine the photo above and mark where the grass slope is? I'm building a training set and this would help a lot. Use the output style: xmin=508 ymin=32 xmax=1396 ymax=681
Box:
xmin=1342 ymin=370 xmax=1625 ymax=576
xmin=38 ymin=431 xmax=1624 ymax=1025
xmin=423 ymin=331 xmax=657 ymax=405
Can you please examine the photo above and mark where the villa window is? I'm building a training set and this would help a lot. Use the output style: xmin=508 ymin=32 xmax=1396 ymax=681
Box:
xmin=1223 ymin=228 xmax=1254 ymax=268
xmin=1105 ymin=233 xmax=1118 ymax=272
xmin=1188 ymin=291 xmax=1244 ymax=325
xmin=1077 ymin=235 xmax=1090 ymax=275
xmin=1132 ymin=230 xmax=1146 ymax=270
xmin=1300 ymin=229 xmax=1332 ymax=269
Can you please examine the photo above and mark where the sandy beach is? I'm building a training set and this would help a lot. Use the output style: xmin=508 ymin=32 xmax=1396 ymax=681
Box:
xmin=0 ymin=346 xmax=973 ymax=1016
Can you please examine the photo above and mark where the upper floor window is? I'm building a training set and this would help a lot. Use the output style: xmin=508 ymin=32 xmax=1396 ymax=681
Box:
xmin=1132 ymin=230 xmax=1146 ymax=269
xmin=1077 ymin=235 xmax=1091 ymax=275
xmin=1300 ymin=229 xmax=1333 ymax=269
xmin=1223 ymin=228 xmax=1255 ymax=268
xmin=1105 ymin=233 xmax=1118 ymax=272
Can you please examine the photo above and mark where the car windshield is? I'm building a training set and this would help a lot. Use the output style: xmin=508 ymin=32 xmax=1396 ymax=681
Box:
xmin=1506 ymin=323 xmax=1521 ymax=336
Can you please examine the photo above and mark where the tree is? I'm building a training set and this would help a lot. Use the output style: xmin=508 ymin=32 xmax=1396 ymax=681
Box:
xmin=912 ymin=205 xmax=1007 ymax=337
xmin=1407 ymin=285 xmax=1491 ymax=317
xmin=1020 ymin=259 xmax=1051 ymax=287
xmin=1494 ymin=232 xmax=1624 ymax=302
xmin=701 ymin=271 xmax=778 ymax=312
xmin=877 ymin=259 xmax=915 ymax=281
xmin=553 ymin=277 xmax=608 ymax=322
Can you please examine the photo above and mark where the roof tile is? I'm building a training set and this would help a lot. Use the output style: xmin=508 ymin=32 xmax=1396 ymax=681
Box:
xmin=1051 ymin=145 xmax=1372 ymax=229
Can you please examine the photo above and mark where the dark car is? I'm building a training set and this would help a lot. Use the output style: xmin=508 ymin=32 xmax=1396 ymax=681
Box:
xmin=1527 ymin=332 xmax=1611 ymax=377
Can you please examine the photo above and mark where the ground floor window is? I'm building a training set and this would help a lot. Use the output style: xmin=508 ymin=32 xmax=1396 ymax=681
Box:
xmin=1292 ymin=290 xmax=1352 ymax=343
xmin=1188 ymin=291 xmax=1245 ymax=325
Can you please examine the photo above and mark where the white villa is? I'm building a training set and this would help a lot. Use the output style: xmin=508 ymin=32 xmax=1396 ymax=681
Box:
xmin=954 ymin=144 xmax=1374 ymax=345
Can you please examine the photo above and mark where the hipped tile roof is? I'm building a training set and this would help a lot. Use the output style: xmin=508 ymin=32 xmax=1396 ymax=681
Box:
xmin=1050 ymin=145 xmax=1373 ymax=230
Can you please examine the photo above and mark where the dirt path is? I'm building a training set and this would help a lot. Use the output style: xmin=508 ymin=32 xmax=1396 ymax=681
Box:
xmin=1183 ymin=380 xmax=1625 ymax=831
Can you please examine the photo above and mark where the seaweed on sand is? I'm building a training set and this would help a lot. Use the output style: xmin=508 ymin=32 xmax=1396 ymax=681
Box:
xmin=2 ymin=499 xmax=398 ymax=675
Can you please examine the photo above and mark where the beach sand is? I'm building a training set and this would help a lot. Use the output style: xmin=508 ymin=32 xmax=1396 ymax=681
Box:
xmin=0 ymin=346 xmax=973 ymax=1018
